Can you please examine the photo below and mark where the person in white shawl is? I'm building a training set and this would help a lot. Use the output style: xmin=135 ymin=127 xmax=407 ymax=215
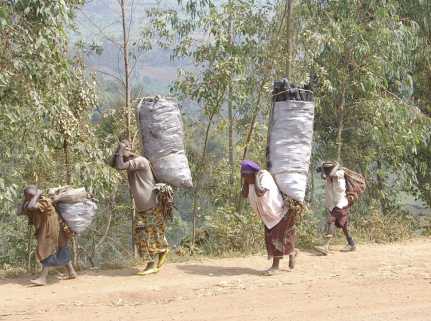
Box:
xmin=241 ymin=160 xmax=299 ymax=276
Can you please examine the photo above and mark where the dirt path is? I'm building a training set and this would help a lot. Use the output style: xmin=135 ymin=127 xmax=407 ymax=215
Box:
xmin=1 ymin=238 xmax=431 ymax=321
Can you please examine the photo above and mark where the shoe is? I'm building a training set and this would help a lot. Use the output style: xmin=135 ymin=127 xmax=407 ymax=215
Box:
xmin=157 ymin=249 xmax=169 ymax=269
xmin=289 ymin=249 xmax=299 ymax=269
xmin=137 ymin=267 xmax=158 ymax=275
xmin=314 ymin=245 xmax=329 ymax=255
xmin=340 ymin=244 xmax=356 ymax=252
xmin=263 ymin=268 xmax=283 ymax=276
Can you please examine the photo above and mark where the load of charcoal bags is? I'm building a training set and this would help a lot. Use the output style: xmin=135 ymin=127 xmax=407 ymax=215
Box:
xmin=267 ymin=73 xmax=315 ymax=205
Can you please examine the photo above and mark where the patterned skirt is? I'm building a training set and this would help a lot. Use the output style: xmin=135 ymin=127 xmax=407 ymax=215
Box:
xmin=133 ymin=204 xmax=169 ymax=262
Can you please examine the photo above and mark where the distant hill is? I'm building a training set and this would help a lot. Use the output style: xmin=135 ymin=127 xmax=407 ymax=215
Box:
xmin=71 ymin=0 xmax=190 ymax=96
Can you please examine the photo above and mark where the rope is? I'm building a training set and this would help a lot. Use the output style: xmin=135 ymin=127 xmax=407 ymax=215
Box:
xmin=150 ymin=150 xmax=186 ymax=164
xmin=272 ymin=88 xmax=314 ymax=97
xmin=271 ymin=170 xmax=309 ymax=177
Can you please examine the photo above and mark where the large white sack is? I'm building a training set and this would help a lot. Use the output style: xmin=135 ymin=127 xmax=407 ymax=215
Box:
xmin=267 ymin=100 xmax=315 ymax=202
xmin=136 ymin=96 xmax=193 ymax=188
xmin=56 ymin=200 xmax=98 ymax=234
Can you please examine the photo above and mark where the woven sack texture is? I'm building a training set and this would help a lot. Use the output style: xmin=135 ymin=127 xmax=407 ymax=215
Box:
xmin=267 ymin=100 xmax=315 ymax=202
xmin=136 ymin=96 xmax=193 ymax=188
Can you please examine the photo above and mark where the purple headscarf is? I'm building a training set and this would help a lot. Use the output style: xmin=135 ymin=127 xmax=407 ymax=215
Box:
xmin=241 ymin=160 xmax=261 ymax=175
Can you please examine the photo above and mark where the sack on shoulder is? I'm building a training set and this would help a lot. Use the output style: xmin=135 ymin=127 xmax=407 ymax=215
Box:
xmin=341 ymin=167 xmax=366 ymax=207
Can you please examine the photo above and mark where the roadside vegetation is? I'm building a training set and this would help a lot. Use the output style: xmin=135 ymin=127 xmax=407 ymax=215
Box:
xmin=1 ymin=0 xmax=430 ymax=276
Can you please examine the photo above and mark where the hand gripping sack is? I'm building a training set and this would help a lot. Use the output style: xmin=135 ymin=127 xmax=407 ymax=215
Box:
xmin=342 ymin=167 xmax=366 ymax=207
xmin=136 ymin=96 xmax=193 ymax=188
xmin=267 ymin=100 xmax=315 ymax=202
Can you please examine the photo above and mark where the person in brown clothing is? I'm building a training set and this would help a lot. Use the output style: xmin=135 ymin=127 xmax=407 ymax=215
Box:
xmin=17 ymin=186 xmax=77 ymax=286
xmin=108 ymin=140 xmax=169 ymax=276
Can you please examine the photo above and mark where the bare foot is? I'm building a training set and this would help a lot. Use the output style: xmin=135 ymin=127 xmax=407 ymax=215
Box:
xmin=30 ymin=278 xmax=46 ymax=286
xmin=61 ymin=273 xmax=77 ymax=280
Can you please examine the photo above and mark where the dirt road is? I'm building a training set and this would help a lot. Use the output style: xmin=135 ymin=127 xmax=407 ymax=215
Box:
xmin=1 ymin=238 xmax=430 ymax=321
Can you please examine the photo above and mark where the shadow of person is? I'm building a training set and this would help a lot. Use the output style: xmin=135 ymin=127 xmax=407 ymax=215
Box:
xmin=177 ymin=264 xmax=261 ymax=277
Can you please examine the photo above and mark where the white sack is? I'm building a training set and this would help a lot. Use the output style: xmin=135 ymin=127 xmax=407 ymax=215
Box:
xmin=56 ymin=200 xmax=97 ymax=234
xmin=267 ymin=100 xmax=315 ymax=202
xmin=136 ymin=96 xmax=193 ymax=188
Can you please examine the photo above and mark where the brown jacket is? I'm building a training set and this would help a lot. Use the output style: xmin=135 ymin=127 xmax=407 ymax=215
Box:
xmin=25 ymin=196 xmax=69 ymax=262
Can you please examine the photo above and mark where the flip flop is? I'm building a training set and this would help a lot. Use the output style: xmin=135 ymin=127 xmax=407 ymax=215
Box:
xmin=289 ymin=248 xmax=299 ymax=269
xmin=263 ymin=268 xmax=283 ymax=276
xmin=137 ymin=267 xmax=158 ymax=276
xmin=157 ymin=249 xmax=169 ymax=269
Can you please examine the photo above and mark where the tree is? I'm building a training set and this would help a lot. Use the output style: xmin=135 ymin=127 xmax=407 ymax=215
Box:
xmin=0 ymin=0 xmax=114 ymax=267
xmin=169 ymin=0 xmax=284 ymax=246
xmin=296 ymin=0 xmax=426 ymax=214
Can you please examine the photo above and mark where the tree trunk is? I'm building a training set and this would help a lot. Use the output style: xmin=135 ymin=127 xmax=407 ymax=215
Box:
xmin=27 ymin=226 xmax=33 ymax=272
xmin=71 ymin=234 xmax=77 ymax=266
xmin=120 ymin=0 xmax=137 ymax=257
xmin=237 ymin=81 xmax=266 ymax=214
xmin=227 ymin=17 xmax=235 ymax=206
xmin=228 ymin=84 xmax=234 ymax=206
xmin=336 ymin=77 xmax=347 ymax=162
xmin=376 ymin=160 xmax=387 ymax=215
xmin=286 ymin=0 xmax=294 ymax=80
xmin=64 ymin=139 xmax=71 ymax=185
xmin=310 ymin=169 xmax=315 ymax=206
xmin=121 ymin=0 xmax=131 ymax=142
xmin=192 ymin=106 xmax=219 ymax=248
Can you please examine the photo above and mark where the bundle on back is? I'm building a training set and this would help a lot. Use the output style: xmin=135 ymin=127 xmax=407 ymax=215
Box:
xmin=267 ymin=75 xmax=315 ymax=202
xmin=48 ymin=186 xmax=98 ymax=234
xmin=136 ymin=96 xmax=193 ymax=188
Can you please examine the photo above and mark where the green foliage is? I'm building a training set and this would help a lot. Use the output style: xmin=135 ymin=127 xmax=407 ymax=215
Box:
xmin=355 ymin=208 xmax=417 ymax=243
xmin=1 ymin=0 xmax=431 ymax=270
xmin=202 ymin=206 xmax=264 ymax=255
xmin=417 ymin=214 xmax=431 ymax=237
xmin=294 ymin=210 xmax=322 ymax=249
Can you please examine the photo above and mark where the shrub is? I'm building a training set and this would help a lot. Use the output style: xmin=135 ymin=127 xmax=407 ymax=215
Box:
xmin=354 ymin=207 xmax=416 ymax=243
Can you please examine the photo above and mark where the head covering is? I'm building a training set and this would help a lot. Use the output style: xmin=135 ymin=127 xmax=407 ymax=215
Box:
xmin=241 ymin=160 xmax=261 ymax=175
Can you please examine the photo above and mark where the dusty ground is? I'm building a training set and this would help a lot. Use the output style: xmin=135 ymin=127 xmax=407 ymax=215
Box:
xmin=1 ymin=238 xmax=431 ymax=321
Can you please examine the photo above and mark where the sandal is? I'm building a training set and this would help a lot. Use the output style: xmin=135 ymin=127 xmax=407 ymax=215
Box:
xmin=289 ymin=249 xmax=299 ymax=269
xmin=263 ymin=268 xmax=283 ymax=276
xmin=137 ymin=267 xmax=158 ymax=276
xmin=157 ymin=249 xmax=169 ymax=268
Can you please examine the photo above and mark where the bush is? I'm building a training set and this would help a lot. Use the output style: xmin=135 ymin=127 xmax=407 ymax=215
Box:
xmin=354 ymin=208 xmax=416 ymax=243
xmin=295 ymin=209 xmax=322 ymax=249
xmin=202 ymin=206 xmax=265 ymax=256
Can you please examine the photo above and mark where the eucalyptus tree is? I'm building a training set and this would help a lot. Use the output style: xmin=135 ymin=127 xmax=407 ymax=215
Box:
xmin=169 ymin=0 xmax=283 ymax=245
xmin=292 ymin=0 xmax=426 ymax=215
xmin=397 ymin=0 xmax=431 ymax=209
xmin=75 ymin=0 xmax=181 ymax=256
xmin=0 ymin=0 xmax=111 ymax=266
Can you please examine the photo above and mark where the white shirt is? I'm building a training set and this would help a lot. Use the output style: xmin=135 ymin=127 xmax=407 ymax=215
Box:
xmin=325 ymin=169 xmax=349 ymax=211
xmin=248 ymin=170 xmax=287 ymax=229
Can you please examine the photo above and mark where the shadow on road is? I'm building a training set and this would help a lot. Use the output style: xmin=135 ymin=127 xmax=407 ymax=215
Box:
xmin=177 ymin=264 xmax=264 ymax=276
